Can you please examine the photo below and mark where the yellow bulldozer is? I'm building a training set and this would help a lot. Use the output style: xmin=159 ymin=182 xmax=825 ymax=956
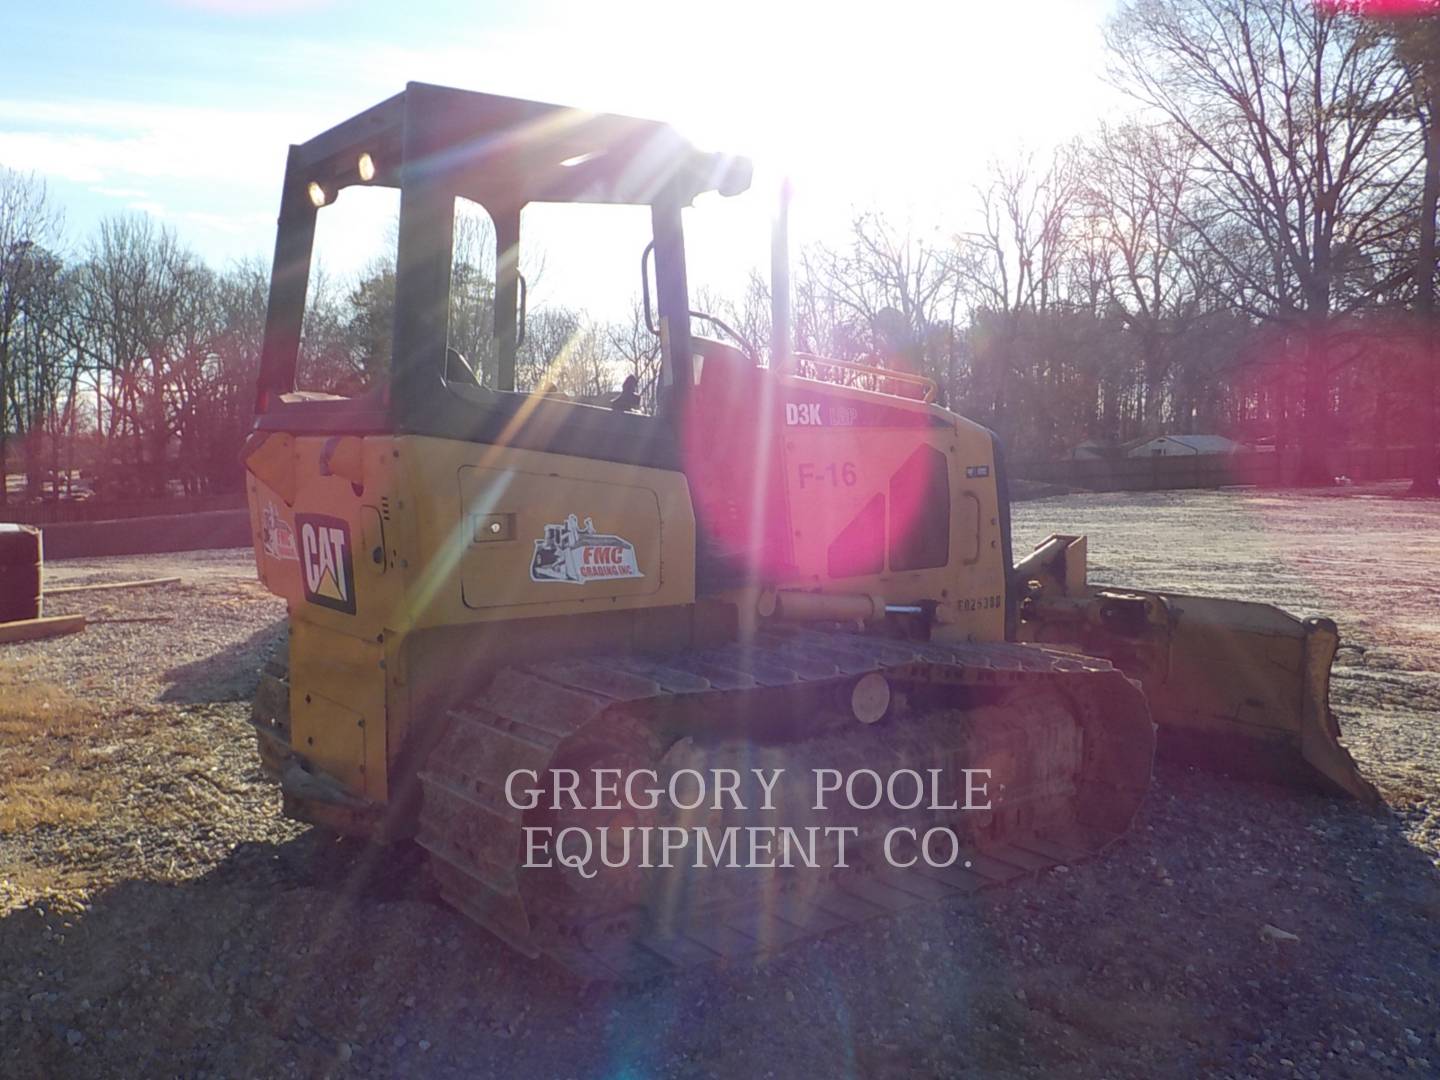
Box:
xmin=242 ymin=84 xmax=1374 ymax=978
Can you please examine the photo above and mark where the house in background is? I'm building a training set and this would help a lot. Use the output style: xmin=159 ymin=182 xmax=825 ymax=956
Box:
xmin=1124 ymin=434 xmax=1243 ymax=458
xmin=1064 ymin=440 xmax=1114 ymax=461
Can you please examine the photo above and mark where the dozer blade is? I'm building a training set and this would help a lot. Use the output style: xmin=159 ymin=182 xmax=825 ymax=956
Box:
xmin=1015 ymin=534 xmax=1378 ymax=803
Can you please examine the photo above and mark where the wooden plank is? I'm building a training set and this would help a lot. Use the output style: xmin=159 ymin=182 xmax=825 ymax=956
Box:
xmin=0 ymin=614 xmax=85 ymax=644
xmin=45 ymin=576 xmax=181 ymax=596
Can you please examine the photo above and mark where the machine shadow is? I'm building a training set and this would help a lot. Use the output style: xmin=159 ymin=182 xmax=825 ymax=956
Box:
xmin=159 ymin=618 xmax=287 ymax=704
xmin=3 ymin=767 xmax=1438 ymax=1078
xmin=0 ymin=827 xmax=586 ymax=1079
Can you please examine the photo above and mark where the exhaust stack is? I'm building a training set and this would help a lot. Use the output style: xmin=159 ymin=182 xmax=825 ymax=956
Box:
xmin=770 ymin=177 xmax=792 ymax=373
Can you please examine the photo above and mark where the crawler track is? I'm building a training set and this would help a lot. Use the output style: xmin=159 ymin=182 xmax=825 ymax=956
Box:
xmin=416 ymin=629 xmax=1154 ymax=980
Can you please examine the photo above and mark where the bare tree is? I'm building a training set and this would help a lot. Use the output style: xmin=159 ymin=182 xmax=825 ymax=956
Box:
xmin=1376 ymin=7 xmax=1440 ymax=494
xmin=8 ymin=248 xmax=79 ymax=496
xmin=344 ymin=259 xmax=396 ymax=391
xmin=297 ymin=264 xmax=356 ymax=392
xmin=954 ymin=148 xmax=1081 ymax=435
xmin=74 ymin=215 xmax=214 ymax=496
xmin=0 ymin=168 xmax=63 ymax=504
xmin=795 ymin=211 xmax=962 ymax=410
xmin=793 ymin=247 xmax=871 ymax=365
xmin=1080 ymin=121 xmax=1200 ymax=425
xmin=957 ymin=150 xmax=1080 ymax=317
xmin=191 ymin=259 xmax=268 ymax=492
xmin=1108 ymin=0 xmax=1417 ymax=482
xmin=514 ymin=306 xmax=611 ymax=398
xmin=450 ymin=207 xmax=497 ymax=385
xmin=726 ymin=270 xmax=774 ymax=365
xmin=607 ymin=299 xmax=662 ymax=413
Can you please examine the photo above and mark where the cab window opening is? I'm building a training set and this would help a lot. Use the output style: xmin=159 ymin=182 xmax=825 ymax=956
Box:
xmin=294 ymin=185 xmax=400 ymax=397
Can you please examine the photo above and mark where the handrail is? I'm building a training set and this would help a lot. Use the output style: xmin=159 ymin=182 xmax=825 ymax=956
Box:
xmin=791 ymin=353 xmax=937 ymax=404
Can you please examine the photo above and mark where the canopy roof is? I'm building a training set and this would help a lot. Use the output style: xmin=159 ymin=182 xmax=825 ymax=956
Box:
xmin=288 ymin=82 xmax=751 ymax=210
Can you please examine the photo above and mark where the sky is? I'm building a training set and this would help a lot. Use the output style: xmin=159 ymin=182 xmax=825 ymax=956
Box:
xmin=0 ymin=0 xmax=1123 ymax=317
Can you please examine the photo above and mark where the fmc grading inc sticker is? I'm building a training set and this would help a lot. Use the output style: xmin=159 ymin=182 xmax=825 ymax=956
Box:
xmin=296 ymin=513 xmax=356 ymax=614
xmin=261 ymin=502 xmax=298 ymax=562
xmin=530 ymin=514 xmax=643 ymax=584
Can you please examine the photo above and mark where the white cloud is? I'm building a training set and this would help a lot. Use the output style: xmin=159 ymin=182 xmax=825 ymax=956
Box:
xmin=0 ymin=97 xmax=330 ymax=189
xmin=90 ymin=185 xmax=150 ymax=199
xmin=0 ymin=132 xmax=108 ymax=183
xmin=178 ymin=208 xmax=273 ymax=235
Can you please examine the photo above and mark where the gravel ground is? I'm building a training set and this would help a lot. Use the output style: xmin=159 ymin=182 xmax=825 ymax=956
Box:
xmin=1 ymin=487 xmax=1438 ymax=1079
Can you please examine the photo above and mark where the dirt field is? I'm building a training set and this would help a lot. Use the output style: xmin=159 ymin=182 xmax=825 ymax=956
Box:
xmin=1 ymin=487 xmax=1438 ymax=1079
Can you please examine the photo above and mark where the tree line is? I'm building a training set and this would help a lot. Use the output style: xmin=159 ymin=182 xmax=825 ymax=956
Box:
xmin=0 ymin=198 xmax=668 ymax=502
xmin=774 ymin=0 xmax=1437 ymax=489
xmin=0 ymin=0 xmax=1436 ymax=503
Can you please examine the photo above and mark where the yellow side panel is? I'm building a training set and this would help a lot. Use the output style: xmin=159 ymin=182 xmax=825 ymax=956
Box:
xmin=288 ymin=618 xmax=386 ymax=799
xmin=458 ymin=466 xmax=663 ymax=607
xmin=773 ymin=404 xmax=1006 ymax=641
xmin=248 ymin=431 xmax=693 ymax=810
xmin=782 ymin=428 xmax=975 ymax=578
xmin=398 ymin=437 xmax=695 ymax=627
xmin=247 ymin=435 xmax=402 ymax=802
xmin=246 ymin=435 xmax=404 ymax=639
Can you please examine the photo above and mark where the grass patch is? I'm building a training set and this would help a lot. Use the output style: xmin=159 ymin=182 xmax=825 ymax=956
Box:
xmin=1 ymin=771 xmax=114 ymax=831
xmin=0 ymin=660 xmax=99 ymax=740
xmin=0 ymin=861 xmax=91 ymax=912
xmin=0 ymin=661 xmax=118 ymax=831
